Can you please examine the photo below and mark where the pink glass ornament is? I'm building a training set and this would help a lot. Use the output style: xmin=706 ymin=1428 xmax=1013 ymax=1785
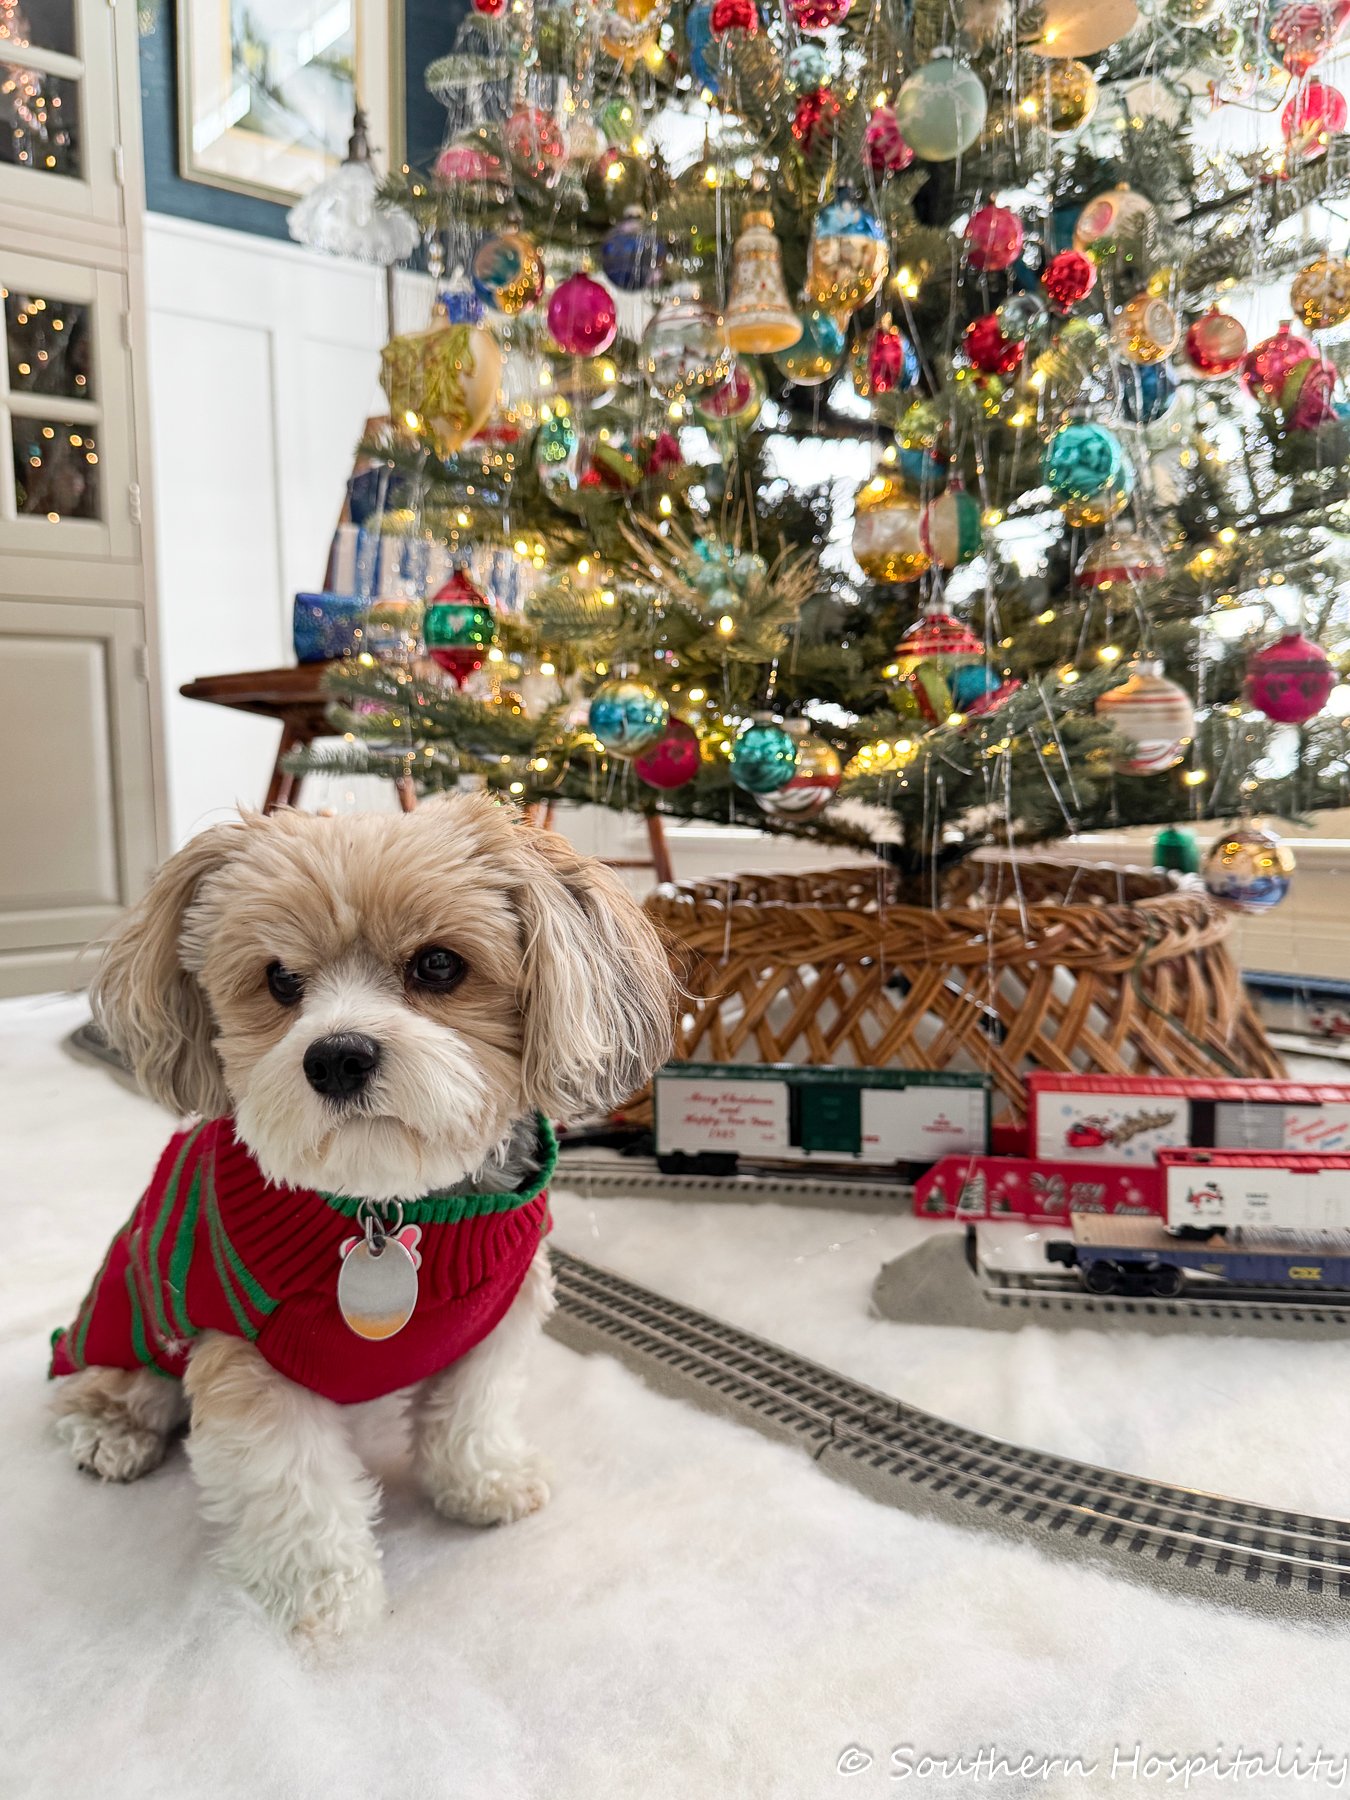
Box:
xmin=1241 ymin=320 xmax=1318 ymax=401
xmin=964 ymin=202 xmax=1025 ymax=273
xmin=864 ymin=105 xmax=914 ymax=174
xmin=547 ymin=271 xmax=618 ymax=356
xmin=1245 ymin=630 xmax=1337 ymax=723
xmin=1282 ymin=79 xmax=1348 ymax=159
xmin=633 ymin=716 xmax=702 ymax=788
xmin=1268 ymin=0 xmax=1350 ymax=76
xmin=505 ymin=106 xmax=566 ymax=182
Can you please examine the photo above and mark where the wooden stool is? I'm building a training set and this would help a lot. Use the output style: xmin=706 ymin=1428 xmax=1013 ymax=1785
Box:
xmin=179 ymin=663 xmax=417 ymax=813
xmin=180 ymin=663 xmax=673 ymax=883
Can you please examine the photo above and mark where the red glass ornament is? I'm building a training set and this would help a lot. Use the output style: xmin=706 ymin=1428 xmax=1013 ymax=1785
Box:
xmin=864 ymin=105 xmax=914 ymax=175
xmin=863 ymin=323 xmax=909 ymax=393
xmin=1282 ymin=79 xmax=1348 ymax=159
xmin=1269 ymin=0 xmax=1350 ymax=76
xmin=963 ymin=313 xmax=1025 ymax=375
xmin=964 ymin=202 xmax=1025 ymax=273
xmin=789 ymin=0 xmax=852 ymax=27
xmin=710 ymin=0 xmax=757 ymax=31
xmin=1183 ymin=305 xmax=1247 ymax=376
xmin=547 ymin=271 xmax=618 ymax=356
xmin=1245 ymin=630 xmax=1337 ymax=723
xmin=1242 ymin=320 xmax=1318 ymax=402
xmin=505 ymin=106 xmax=566 ymax=182
xmin=1042 ymin=248 xmax=1096 ymax=311
xmin=791 ymin=88 xmax=841 ymax=155
xmin=633 ymin=716 xmax=702 ymax=789
xmin=644 ymin=430 xmax=684 ymax=477
xmin=472 ymin=0 xmax=507 ymax=13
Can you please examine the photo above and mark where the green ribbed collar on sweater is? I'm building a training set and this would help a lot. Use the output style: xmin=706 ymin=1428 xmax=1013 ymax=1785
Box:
xmin=319 ymin=1115 xmax=557 ymax=1223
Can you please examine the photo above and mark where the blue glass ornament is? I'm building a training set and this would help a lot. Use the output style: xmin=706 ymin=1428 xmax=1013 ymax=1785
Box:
xmin=1120 ymin=361 xmax=1179 ymax=423
xmin=772 ymin=304 xmax=846 ymax=385
xmin=1041 ymin=422 xmax=1125 ymax=501
xmin=686 ymin=3 xmax=720 ymax=93
xmin=894 ymin=445 xmax=946 ymax=489
xmin=600 ymin=211 xmax=667 ymax=292
xmin=947 ymin=664 xmax=1000 ymax=709
xmin=729 ymin=719 xmax=798 ymax=794
xmin=588 ymin=678 xmax=669 ymax=754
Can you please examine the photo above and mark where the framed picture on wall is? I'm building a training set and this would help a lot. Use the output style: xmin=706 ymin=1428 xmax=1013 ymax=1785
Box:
xmin=176 ymin=0 xmax=403 ymax=204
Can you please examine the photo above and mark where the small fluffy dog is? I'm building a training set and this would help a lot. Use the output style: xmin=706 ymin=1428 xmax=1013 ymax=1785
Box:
xmin=50 ymin=795 xmax=674 ymax=1640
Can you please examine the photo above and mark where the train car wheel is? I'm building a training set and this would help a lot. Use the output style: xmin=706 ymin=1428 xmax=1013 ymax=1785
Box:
xmin=1148 ymin=1265 xmax=1184 ymax=1298
xmin=1081 ymin=1261 xmax=1121 ymax=1295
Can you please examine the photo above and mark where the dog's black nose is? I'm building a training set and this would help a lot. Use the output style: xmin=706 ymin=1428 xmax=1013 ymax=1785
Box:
xmin=303 ymin=1032 xmax=380 ymax=1099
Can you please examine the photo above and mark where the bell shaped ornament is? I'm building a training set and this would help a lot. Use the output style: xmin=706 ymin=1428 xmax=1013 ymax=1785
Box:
xmin=724 ymin=208 xmax=803 ymax=355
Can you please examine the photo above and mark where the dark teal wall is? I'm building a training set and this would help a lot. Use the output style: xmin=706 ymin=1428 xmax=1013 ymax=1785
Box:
xmin=138 ymin=0 xmax=463 ymax=239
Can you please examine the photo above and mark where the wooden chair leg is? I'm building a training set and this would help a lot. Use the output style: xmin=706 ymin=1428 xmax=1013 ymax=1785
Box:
xmin=646 ymin=813 xmax=674 ymax=885
xmin=265 ymin=722 xmax=305 ymax=814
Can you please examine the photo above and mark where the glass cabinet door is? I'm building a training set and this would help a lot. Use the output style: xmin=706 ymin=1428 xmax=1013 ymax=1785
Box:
xmin=0 ymin=248 xmax=135 ymax=558
xmin=0 ymin=0 xmax=121 ymax=224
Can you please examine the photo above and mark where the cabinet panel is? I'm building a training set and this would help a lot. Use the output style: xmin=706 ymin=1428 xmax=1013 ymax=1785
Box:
xmin=0 ymin=601 xmax=157 ymax=994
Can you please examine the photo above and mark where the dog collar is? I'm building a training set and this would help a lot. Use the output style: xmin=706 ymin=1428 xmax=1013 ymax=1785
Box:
xmin=318 ymin=1114 xmax=557 ymax=1225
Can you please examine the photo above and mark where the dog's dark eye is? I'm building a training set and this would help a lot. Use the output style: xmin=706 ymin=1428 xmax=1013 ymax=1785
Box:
xmin=265 ymin=961 xmax=305 ymax=1007
xmin=408 ymin=945 xmax=467 ymax=991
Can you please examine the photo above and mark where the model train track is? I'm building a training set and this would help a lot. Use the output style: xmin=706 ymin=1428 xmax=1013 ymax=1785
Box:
xmin=981 ymin=1263 xmax=1350 ymax=1323
xmin=549 ymin=1249 xmax=1350 ymax=1614
xmin=553 ymin=1151 xmax=913 ymax=1211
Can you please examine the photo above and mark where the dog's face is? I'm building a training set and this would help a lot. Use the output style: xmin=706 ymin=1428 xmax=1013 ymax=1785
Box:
xmin=91 ymin=796 xmax=675 ymax=1201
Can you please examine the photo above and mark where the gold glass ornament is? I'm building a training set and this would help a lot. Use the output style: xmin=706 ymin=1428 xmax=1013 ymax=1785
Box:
xmin=806 ymin=198 xmax=889 ymax=315
xmin=851 ymin=473 xmax=931 ymax=583
xmin=1060 ymin=482 xmax=1131 ymax=528
xmin=724 ymin=207 xmax=803 ymax=354
xmin=1112 ymin=292 xmax=1180 ymax=364
xmin=380 ymin=305 xmax=502 ymax=455
xmin=1291 ymin=257 xmax=1350 ymax=331
xmin=1042 ymin=58 xmax=1098 ymax=133
xmin=600 ymin=5 xmax=661 ymax=66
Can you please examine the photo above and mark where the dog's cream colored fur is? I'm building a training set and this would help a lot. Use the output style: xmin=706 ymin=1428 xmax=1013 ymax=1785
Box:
xmin=55 ymin=795 xmax=674 ymax=1640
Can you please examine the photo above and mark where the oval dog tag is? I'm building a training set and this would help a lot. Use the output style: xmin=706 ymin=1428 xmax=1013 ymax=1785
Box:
xmin=337 ymin=1234 xmax=419 ymax=1341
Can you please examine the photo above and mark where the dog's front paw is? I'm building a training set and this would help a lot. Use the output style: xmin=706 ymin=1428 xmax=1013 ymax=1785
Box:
xmin=428 ymin=1447 xmax=552 ymax=1527
xmin=55 ymin=1409 xmax=169 ymax=1483
xmin=287 ymin=1558 xmax=387 ymax=1651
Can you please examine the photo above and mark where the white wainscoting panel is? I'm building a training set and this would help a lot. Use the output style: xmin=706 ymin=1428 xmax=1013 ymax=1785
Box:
xmin=143 ymin=214 xmax=395 ymax=845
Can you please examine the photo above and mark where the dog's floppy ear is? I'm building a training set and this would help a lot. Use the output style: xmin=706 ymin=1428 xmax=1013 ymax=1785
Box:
xmin=509 ymin=824 xmax=676 ymax=1122
xmin=90 ymin=820 xmax=251 ymax=1118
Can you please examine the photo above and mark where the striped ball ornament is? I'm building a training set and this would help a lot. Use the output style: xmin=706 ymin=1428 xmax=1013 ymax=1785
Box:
xmin=1094 ymin=661 xmax=1194 ymax=774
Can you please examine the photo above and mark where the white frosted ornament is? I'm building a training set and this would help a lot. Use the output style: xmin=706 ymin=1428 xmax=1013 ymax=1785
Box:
xmin=894 ymin=52 xmax=987 ymax=162
xmin=287 ymin=111 xmax=419 ymax=266
xmin=1094 ymin=659 xmax=1194 ymax=774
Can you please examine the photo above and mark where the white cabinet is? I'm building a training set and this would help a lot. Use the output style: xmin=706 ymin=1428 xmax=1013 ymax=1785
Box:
xmin=0 ymin=0 xmax=164 ymax=995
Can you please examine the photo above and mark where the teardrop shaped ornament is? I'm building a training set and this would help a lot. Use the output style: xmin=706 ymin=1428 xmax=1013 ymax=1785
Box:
xmin=337 ymin=1213 xmax=421 ymax=1340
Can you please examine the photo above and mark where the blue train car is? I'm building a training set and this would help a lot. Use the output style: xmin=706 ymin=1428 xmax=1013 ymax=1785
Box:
xmin=1047 ymin=1212 xmax=1350 ymax=1297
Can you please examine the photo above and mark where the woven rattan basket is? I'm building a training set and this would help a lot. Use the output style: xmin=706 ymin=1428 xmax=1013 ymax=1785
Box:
xmin=640 ymin=860 xmax=1284 ymax=1122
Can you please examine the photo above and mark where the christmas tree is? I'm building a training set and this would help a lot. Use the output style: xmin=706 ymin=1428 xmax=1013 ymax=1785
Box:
xmin=290 ymin=0 xmax=1350 ymax=906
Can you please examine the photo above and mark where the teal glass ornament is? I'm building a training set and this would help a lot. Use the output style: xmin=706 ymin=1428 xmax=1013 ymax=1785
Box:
xmin=588 ymin=677 xmax=669 ymax=754
xmin=947 ymin=664 xmax=1000 ymax=710
xmin=1154 ymin=825 xmax=1200 ymax=875
xmin=894 ymin=52 xmax=987 ymax=162
xmin=1041 ymin=422 xmax=1125 ymax=502
xmin=730 ymin=718 xmax=798 ymax=794
xmin=772 ymin=304 xmax=847 ymax=386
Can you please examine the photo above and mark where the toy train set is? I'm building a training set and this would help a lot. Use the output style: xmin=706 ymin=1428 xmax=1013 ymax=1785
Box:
xmin=646 ymin=1060 xmax=1350 ymax=1302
